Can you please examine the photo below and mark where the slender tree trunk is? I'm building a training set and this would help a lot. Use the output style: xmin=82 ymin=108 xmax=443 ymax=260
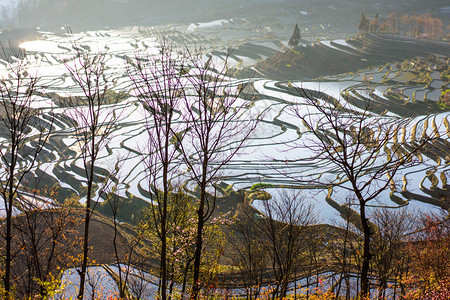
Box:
xmin=158 ymin=119 xmax=172 ymax=300
xmin=190 ymin=127 xmax=212 ymax=300
xmin=77 ymin=184 xmax=92 ymax=300
xmin=280 ymin=280 xmax=288 ymax=298
xmin=181 ymin=258 xmax=193 ymax=299
xmin=360 ymin=201 xmax=371 ymax=298
xmin=161 ymin=160 xmax=168 ymax=300
xmin=168 ymin=280 xmax=175 ymax=300
xmin=4 ymin=193 xmax=13 ymax=299
xmin=77 ymin=145 xmax=96 ymax=300
xmin=306 ymin=275 xmax=310 ymax=298
xmin=378 ymin=279 xmax=387 ymax=300
xmin=3 ymin=149 xmax=16 ymax=299
xmin=112 ymin=215 xmax=124 ymax=298
xmin=272 ymin=283 xmax=279 ymax=300
xmin=191 ymin=189 xmax=206 ymax=299
xmin=393 ymin=276 xmax=397 ymax=300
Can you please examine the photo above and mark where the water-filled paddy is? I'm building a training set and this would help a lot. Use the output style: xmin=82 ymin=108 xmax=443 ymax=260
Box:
xmin=4 ymin=25 xmax=448 ymax=222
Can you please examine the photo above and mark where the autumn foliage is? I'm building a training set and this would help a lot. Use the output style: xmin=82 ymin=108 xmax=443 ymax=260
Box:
xmin=379 ymin=13 xmax=445 ymax=40
xmin=402 ymin=212 xmax=450 ymax=299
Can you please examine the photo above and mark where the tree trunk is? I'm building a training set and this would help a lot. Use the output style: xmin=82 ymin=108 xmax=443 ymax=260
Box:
xmin=3 ymin=155 xmax=16 ymax=299
xmin=181 ymin=259 xmax=192 ymax=299
xmin=378 ymin=279 xmax=387 ymax=300
xmin=160 ymin=160 xmax=168 ymax=300
xmin=360 ymin=201 xmax=371 ymax=298
xmin=112 ymin=217 xmax=124 ymax=298
xmin=4 ymin=193 xmax=13 ymax=299
xmin=190 ymin=190 xmax=205 ymax=299
xmin=77 ymin=192 xmax=91 ymax=300
xmin=280 ymin=279 xmax=289 ymax=298
xmin=190 ymin=145 xmax=210 ymax=300
xmin=77 ymin=153 xmax=95 ymax=300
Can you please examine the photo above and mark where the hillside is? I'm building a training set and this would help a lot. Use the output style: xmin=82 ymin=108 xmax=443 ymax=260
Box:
xmin=235 ymin=34 xmax=450 ymax=80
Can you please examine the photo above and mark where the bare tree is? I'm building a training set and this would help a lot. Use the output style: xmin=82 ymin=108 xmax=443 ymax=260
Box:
xmin=126 ymin=264 xmax=156 ymax=299
xmin=128 ymin=40 xmax=188 ymax=300
xmin=64 ymin=43 xmax=120 ymax=299
xmin=370 ymin=207 xmax=416 ymax=299
xmin=0 ymin=53 xmax=52 ymax=299
xmin=176 ymin=52 xmax=256 ymax=299
xmin=105 ymin=182 xmax=142 ymax=299
xmin=13 ymin=202 xmax=77 ymax=299
xmin=326 ymin=198 xmax=361 ymax=298
xmin=227 ymin=215 xmax=267 ymax=299
xmin=253 ymin=190 xmax=316 ymax=299
xmin=291 ymin=87 xmax=434 ymax=297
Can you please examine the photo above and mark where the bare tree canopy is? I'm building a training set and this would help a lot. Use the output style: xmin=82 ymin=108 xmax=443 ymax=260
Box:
xmin=0 ymin=53 xmax=53 ymax=299
xmin=288 ymin=86 xmax=439 ymax=297
xmin=63 ymin=42 xmax=121 ymax=299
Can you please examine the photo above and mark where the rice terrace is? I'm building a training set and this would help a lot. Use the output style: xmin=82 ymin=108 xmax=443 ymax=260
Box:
xmin=0 ymin=0 xmax=449 ymax=299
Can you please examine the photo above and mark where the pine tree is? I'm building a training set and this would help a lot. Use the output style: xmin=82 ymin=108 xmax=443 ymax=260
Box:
xmin=288 ymin=24 xmax=301 ymax=48
xmin=358 ymin=12 xmax=369 ymax=35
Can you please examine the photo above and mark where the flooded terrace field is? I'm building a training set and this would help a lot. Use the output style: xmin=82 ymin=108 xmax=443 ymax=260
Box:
xmin=2 ymin=19 xmax=448 ymax=224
